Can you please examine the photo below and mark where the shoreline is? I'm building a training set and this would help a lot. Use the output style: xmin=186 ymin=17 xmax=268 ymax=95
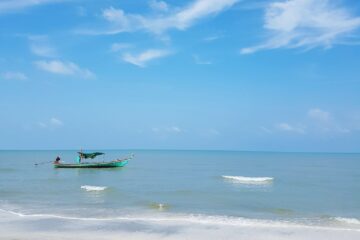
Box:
xmin=0 ymin=209 xmax=359 ymax=230
xmin=1 ymin=208 xmax=360 ymax=240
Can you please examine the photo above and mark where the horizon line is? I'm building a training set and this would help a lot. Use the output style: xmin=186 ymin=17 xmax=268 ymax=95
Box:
xmin=0 ymin=148 xmax=359 ymax=154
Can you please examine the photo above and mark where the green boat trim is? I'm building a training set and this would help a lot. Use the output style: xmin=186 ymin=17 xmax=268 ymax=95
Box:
xmin=54 ymin=156 xmax=132 ymax=169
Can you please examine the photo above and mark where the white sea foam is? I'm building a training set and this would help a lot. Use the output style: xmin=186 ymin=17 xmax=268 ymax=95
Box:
xmin=81 ymin=185 xmax=107 ymax=191
xmin=222 ymin=176 xmax=274 ymax=184
xmin=1 ymin=210 xmax=359 ymax=240
xmin=1 ymin=208 xmax=359 ymax=233
xmin=0 ymin=208 xmax=288 ymax=225
xmin=335 ymin=217 xmax=360 ymax=225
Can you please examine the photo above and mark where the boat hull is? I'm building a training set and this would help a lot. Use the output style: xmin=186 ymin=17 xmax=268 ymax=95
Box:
xmin=54 ymin=160 xmax=129 ymax=168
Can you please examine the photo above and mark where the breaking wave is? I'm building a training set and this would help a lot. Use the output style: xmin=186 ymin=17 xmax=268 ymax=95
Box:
xmin=334 ymin=217 xmax=360 ymax=225
xmin=1 ymin=208 xmax=359 ymax=232
xmin=222 ymin=176 xmax=274 ymax=184
xmin=81 ymin=185 xmax=107 ymax=191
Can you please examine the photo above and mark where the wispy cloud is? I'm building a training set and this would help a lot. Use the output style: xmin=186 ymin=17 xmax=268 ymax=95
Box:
xmin=31 ymin=44 xmax=57 ymax=58
xmin=1 ymin=71 xmax=28 ymax=81
xmin=29 ymin=36 xmax=57 ymax=58
xmin=308 ymin=108 xmax=330 ymax=122
xmin=276 ymin=122 xmax=306 ymax=134
xmin=263 ymin=108 xmax=353 ymax=136
xmin=152 ymin=126 xmax=183 ymax=134
xmin=38 ymin=117 xmax=63 ymax=129
xmin=260 ymin=126 xmax=273 ymax=134
xmin=203 ymin=34 xmax=223 ymax=42
xmin=241 ymin=0 xmax=360 ymax=54
xmin=307 ymin=108 xmax=350 ymax=133
xmin=50 ymin=117 xmax=63 ymax=126
xmin=149 ymin=0 xmax=169 ymax=12
xmin=122 ymin=49 xmax=171 ymax=67
xmin=0 ymin=0 xmax=64 ymax=14
xmin=80 ymin=0 xmax=238 ymax=35
xmin=146 ymin=0 xmax=238 ymax=34
xmin=167 ymin=126 xmax=182 ymax=133
xmin=110 ymin=42 xmax=133 ymax=52
xmin=193 ymin=54 xmax=212 ymax=65
xmin=100 ymin=7 xmax=131 ymax=34
xmin=34 ymin=60 xmax=95 ymax=79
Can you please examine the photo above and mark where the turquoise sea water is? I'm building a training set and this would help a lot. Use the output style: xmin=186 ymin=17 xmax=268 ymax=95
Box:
xmin=0 ymin=150 xmax=359 ymax=239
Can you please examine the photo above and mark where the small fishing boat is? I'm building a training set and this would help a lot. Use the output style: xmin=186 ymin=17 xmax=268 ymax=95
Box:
xmin=53 ymin=152 xmax=133 ymax=169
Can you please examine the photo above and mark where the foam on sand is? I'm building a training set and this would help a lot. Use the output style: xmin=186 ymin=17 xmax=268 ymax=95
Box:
xmin=222 ymin=176 xmax=274 ymax=184
xmin=1 ymin=208 xmax=359 ymax=230
xmin=81 ymin=185 xmax=107 ymax=191
xmin=334 ymin=217 xmax=360 ymax=225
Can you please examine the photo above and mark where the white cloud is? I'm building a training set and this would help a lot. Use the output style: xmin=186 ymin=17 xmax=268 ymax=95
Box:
xmin=241 ymin=0 xmax=360 ymax=54
xmin=308 ymin=108 xmax=330 ymax=122
xmin=149 ymin=0 xmax=169 ymax=12
xmin=81 ymin=0 xmax=238 ymax=35
xmin=152 ymin=126 xmax=183 ymax=134
xmin=29 ymin=35 xmax=57 ymax=57
xmin=203 ymin=34 xmax=222 ymax=42
xmin=122 ymin=49 xmax=171 ymax=67
xmin=110 ymin=42 xmax=133 ymax=52
xmin=143 ymin=0 xmax=238 ymax=34
xmin=260 ymin=126 xmax=273 ymax=134
xmin=276 ymin=122 xmax=306 ymax=134
xmin=102 ymin=7 xmax=131 ymax=31
xmin=38 ymin=117 xmax=63 ymax=129
xmin=0 ymin=0 xmax=64 ymax=13
xmin=269 ymin=109 xmax=353 ymax=135
xmin=30 ymin=45 xmax=57 ymax=58
xmin=2 ymin=71 xmax=28 ymax=81
xmin=193 ymin=54 xmax=212 ymax=65
xmin=166 ymin=126 xmax=182 ymax=133
xmin=34 ymin=60 xmax=95 ymax=79
xmin=307 ymin=108 xmax=352 ymax=134
xmin=50 ymin=117 xmax=63 ymax=126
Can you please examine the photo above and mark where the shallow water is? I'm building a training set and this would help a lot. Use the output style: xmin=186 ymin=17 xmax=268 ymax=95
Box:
xmin=0 ymin=150 xmax=359 ymax=238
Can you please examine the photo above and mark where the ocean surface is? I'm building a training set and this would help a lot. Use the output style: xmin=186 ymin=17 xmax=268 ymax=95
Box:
xmin=0 ymin=150 xmax=359 ymax=239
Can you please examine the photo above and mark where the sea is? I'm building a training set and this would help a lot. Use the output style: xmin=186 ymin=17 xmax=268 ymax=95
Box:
xmin=0 ymin=150 xmax=359 ymax=239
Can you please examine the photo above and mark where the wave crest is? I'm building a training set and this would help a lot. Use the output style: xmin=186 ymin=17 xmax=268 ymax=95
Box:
xmin=2 ymin=208 xmax=360 ymax=232
xmin=81 ymin=185 xmax=107 ymax=191
xmin=335 ymin=217 xmax=360 ymax=225
xmin=222 ymin=176 xmax=274 ymax=184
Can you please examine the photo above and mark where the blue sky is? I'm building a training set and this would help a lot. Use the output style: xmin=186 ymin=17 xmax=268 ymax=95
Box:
xmin=1 ymin=0 xmax=360 ymax=152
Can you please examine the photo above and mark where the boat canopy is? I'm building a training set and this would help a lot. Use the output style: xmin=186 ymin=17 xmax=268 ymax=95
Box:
xmin=78 ymin=152 xmax=104 ymax=159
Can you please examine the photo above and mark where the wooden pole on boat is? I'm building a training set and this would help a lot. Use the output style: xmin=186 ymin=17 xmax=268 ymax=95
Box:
xmin=34 ymin=160 xmax=53 ymax=166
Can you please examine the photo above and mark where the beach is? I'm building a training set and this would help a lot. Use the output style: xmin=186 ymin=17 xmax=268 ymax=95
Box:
xmin=1 ymin=210 xmax=360 ymax=240
xmin=0 ymin=150 xmax=359 ymax=239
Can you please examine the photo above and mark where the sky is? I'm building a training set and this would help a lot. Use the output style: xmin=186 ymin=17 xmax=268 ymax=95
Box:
xmin=0 ymin=0 xmax=360 ymax=152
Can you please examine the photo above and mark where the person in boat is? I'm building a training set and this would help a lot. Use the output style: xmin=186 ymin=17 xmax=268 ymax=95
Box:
xmin=54 ymin=156 xmax=61 ymax=164
xmin=76 ymin=152 xmax=83 ymax=164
